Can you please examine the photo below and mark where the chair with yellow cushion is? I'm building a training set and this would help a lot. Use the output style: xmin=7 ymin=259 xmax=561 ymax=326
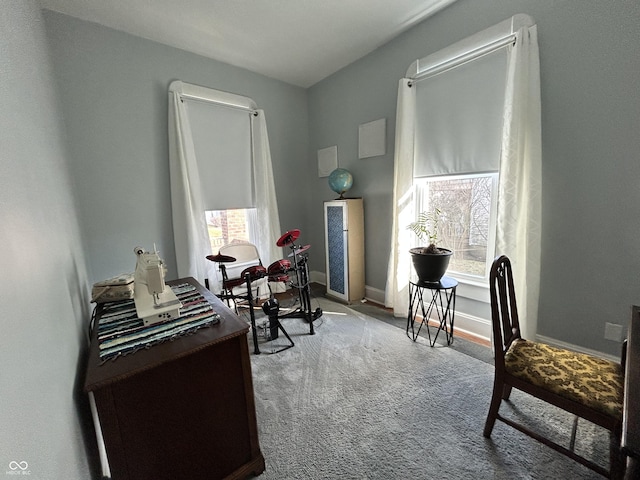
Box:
xmin=483 ymin=255 xmax=625 ymax=479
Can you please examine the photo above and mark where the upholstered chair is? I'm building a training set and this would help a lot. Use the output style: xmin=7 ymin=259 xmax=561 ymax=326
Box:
xmin=484 ymin=255 xmax=625 ymax=479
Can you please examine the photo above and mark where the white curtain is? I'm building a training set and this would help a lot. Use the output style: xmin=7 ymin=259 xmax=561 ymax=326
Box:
xmin=496 ymin=26 xmax=542 ymax=340
xmin=385 ymin=79 xmax=415 ymax=316
xmin=168 ymin=83 xmax=283 ymax=292
xmin=168 ymin=90 xmax=216 ymax=285
xmin=250 ymin=110 xmax=285 ymax=293
xmin=386 ymin=22 xmax=542 ymax=338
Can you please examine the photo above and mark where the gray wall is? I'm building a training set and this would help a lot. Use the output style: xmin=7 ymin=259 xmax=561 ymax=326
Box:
xmin=0 ymin=8 xmax=308 ymax=478
xmin=307 ymin=0 xmax=640 ymax=355
xmin=42 ymin=10 xmax=310 ymax=284
xmin=0 ymin=2 xmax=95 ymax=478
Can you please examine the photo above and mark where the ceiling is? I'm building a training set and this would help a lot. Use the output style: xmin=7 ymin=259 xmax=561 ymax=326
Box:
xmin=38 ymin=0 xmax=457 ymax=88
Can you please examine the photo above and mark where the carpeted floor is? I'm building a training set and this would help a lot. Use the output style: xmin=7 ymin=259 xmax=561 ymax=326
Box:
xmin=346 ymin=299 xmax=494 ymax=365
xmin=242 ymin=295 xmax=610 ymax=479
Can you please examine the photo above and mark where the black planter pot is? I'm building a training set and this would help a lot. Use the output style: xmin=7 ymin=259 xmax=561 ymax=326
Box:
xmin=409 ymin=247 xmax=452 ymax=284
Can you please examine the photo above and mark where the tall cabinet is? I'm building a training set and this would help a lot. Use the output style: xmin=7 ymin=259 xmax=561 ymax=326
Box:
xmin=324 ymin=198 xmax=365 ymax=303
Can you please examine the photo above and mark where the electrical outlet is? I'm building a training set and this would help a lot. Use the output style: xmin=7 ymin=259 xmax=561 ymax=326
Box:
xmin=604 ymin=322 xmax=623 ymax=342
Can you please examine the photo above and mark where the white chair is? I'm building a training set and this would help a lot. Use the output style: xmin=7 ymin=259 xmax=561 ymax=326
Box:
xmin=206 ymin=241 xmax=269 ymax=354
xmin=218 ymin=241 xmax=268 ymax=304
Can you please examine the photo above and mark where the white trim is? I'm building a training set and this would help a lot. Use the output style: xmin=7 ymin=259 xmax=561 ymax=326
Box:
xmin=406 ymin=14 xmax=535 ymax=80
xmin=398 ymin=0 xmax=460 ymax=30
xmin=364 ymin=285 xmax=386 ymax=305
xmin=309 ymin=274 xmax=391 ymax=309
xmin=416 ymin=310 xmax=490 ymax=342
xmin=310 ymin=269 xmax=325 ymax=286
xmin=169 ymin=80 xmax=257 ymax=112
xmin=89 ymin=392 xmax=111 ymax=477
xmin=309 ymin=272 xmax=492 ymax=342
xmin=453 ymin=311 xmax=491 ymax=341
xmin=454 ymin=280 xmax=490 ymax=304
xmin=329 ymin=278 xmax=620 ymax=361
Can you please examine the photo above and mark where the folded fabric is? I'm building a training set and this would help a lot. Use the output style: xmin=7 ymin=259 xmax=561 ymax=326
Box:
xmin=97 ymin=283 xmax=220 ymax=362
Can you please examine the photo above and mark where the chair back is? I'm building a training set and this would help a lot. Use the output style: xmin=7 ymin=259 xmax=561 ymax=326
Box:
xmin=489 ymin=255 xmax=523 ymax=367
xmin=219 ymin=242 xmax=262 ymax=280
xmin=218 ymin=241 xmax=268 ymax=299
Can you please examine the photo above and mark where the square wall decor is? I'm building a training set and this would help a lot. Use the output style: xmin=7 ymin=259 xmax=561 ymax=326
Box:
xmin=318 ymin=145 xmax=338 ymax=177
xmin=358 ymin=118 xmax=386 ymax=159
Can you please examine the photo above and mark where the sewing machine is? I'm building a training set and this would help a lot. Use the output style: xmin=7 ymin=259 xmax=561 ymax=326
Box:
xmin=133 ymin=246 xmax=182 ymax=326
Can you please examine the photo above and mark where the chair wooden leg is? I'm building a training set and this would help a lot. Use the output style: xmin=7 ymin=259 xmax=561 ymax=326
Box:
xmin=569 ymin=416 xmax=579 ymax=451
xmin=609 ymin=430 xmax=625 ymax=480
xmin=502 ymin=384 xmax=512 ymax=400
xmin=484 ymin=378 xmax=504 ymax=437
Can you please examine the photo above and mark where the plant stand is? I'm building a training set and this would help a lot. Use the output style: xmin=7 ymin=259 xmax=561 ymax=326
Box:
xmin=406 ymin=276 xmax=458 ymax=346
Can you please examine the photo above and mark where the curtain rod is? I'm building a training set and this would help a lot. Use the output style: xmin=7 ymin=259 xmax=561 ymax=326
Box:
xmin=177 ymin=93 xmax=259 ymax=116
xmin=406 ymin=14 xmax=534 ymax=84
xmin=169 ymin=80 xmax=258 ymax=115
xmin=409 ymin=33 xmax=516 ymax=85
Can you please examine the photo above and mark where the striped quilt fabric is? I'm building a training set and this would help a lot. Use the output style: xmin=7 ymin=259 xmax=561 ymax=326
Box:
xmin=97 ymin=283 xmax=220 ymax=361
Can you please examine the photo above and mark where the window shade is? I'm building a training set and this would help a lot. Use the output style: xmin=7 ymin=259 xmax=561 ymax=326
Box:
xmin=413 ymin=47 xmax=508 ymax=178
xmin=184 ymin=99 xmax=254 ymax=210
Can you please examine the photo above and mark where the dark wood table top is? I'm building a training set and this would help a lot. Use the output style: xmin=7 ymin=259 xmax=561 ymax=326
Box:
xmin=84 ymin=277 xmax=248 ymax=392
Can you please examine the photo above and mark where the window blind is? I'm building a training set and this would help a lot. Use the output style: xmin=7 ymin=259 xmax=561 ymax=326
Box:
xmin=413 ymin=47 xmax=508 ymax=178
xmin=184 ymin=99 xmax=254 ymax=210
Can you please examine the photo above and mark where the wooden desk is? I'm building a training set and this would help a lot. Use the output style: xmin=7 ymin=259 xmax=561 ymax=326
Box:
xmin=84 ymin=277 xmax=265 ymax=480
xmin=623 ymin=306 xmax=640 ymax=478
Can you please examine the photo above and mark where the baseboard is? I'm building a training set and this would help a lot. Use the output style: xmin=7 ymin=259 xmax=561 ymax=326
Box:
xmin=450 ymin=311 xmax=491 ymax=344
xmin=310 ymin=270 xmax=325 ymax=286
xmin=311 ymin=269 xmax=618 ymax=360
xmin=364 ymin=285 xmax=385 ymax=305
xmin=311 ymin=270 xmax=490 ymax=343
xmin=310 ymin=271 xmax=386 ymax=306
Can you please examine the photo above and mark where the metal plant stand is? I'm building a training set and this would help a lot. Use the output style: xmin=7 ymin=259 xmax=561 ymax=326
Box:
xmin=407 ymin=276 xmax=457 ymax=347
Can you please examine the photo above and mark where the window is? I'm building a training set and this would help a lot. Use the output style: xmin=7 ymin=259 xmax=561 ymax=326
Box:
xmin=168 ymin=81 xmax=283 ymax=288
xmin=186 ymin=98 xmax=258 ymax=258
xmin=206 ymin=208 xmax=254 ymax=251
xmin=411 ymin=45 xmax=508 ymax=286
xmin=185 ymin=97 xmax=254 ymax=211
xmin=388 ymin=14 xmax=541 ymax=340
xmin=414 ymin=173 xmax=498 ymax=281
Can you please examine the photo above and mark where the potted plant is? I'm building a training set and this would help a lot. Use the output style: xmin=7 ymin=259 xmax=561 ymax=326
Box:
xmin=407 ymin=209 xmax=452 ymax=284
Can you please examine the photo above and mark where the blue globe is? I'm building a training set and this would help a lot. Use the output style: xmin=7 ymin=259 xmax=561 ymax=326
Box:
xmin=328 ymin=168 xmax=353 ymax=198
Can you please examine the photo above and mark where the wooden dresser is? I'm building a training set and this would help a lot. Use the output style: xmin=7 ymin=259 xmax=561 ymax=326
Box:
xmin=84 ymin=277 xmax=265 ymax=480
